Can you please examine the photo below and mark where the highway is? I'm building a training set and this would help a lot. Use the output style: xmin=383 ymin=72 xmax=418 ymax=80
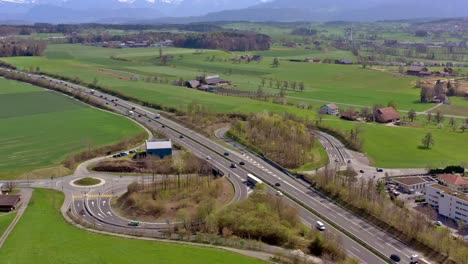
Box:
xmin=2 ymin=68 xmax=429 ymax=264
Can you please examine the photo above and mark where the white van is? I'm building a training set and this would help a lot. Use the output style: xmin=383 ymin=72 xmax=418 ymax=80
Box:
xmin=316 ymin=221 xmax=325 ymax=231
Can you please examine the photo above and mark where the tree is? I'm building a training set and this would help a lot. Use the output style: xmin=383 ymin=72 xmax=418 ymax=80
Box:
xmin=449 ymin=117 xmax=457 ymax=132
xmin=408 ymin=109 xmax=417 ymax=122
xmin=159 ymin=46 xmax=163 ymax=58
xmin=420 ymin=86 xmax=434 ymax=103
xmin=299 ymin=81 xmax=305 ymax=92
xmin=422 ymin=132 xmax=435 ymax=149
xmin=256 ymin=86 xmax=265 ymax=100
xmin=145 ymin=155 xmax=160 ymax=193
xmin=426 ymin=112 xmax=433 ymax=123
xmin=435 ymin=111 xmax=444 ymax=124
xmin=309 ymin=235 xmax=324 ymax=256
xmin=387 ymin=100 xmax=398 ymax=110
xmin=272 ymin=57 xmax=280 ymax=67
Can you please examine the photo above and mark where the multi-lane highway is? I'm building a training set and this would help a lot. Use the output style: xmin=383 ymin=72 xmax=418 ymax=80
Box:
xmin=1 ymin=68 xmax=429 ymax=264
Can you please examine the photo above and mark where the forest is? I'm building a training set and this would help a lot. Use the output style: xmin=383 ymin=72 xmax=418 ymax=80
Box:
xmin=0 ymin=39 xmax=47 ymax=57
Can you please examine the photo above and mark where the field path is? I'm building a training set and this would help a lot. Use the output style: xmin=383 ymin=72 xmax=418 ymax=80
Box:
xmin=0 ymin=188 xmax=33 ymax=249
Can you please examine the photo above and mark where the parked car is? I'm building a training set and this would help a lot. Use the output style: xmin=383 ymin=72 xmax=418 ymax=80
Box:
xmin=120 ymin=152 xmax=127 ymax=156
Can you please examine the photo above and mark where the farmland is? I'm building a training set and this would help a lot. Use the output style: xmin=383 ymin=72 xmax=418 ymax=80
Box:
xmin=2 ymin=44 xmax=467 ymax=168
xmin=0 ymin=78 xmax=145 ymax=179
xmin=0 ymin=189 xmax=266 ymax=264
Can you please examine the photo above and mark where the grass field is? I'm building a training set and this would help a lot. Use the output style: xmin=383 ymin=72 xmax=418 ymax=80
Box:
xmin=0 ymin=189 xmax=265 ymax=264
xmin=0 ymin=213 xmax=16 ymax=237
xmin=322 ymin=118 xmax=468 ymax=168
xmin=2 ymin=44 xmax=466 ymax=168
xmin=0 ymin=78 xmax=145 ymax=179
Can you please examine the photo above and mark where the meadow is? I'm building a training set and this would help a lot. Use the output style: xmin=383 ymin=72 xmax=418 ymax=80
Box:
xmin=2 ymin=44 xmax=467 ymax=168
xmin=0 ymin=189 xmax=265 ymax=264
xmin=0 ymin=78 xmax=145 ymax=179
xmin=0 ymin=213 xmax=16 ymax=237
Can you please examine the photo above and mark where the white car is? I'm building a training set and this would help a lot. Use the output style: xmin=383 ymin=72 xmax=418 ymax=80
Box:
xmin=206 ymin=156 xmax=211 ymax=160
xmin=276 ymin=191 xmax=283 ymax=196
xmin=316 ymin=221 xmax=326 ymax=231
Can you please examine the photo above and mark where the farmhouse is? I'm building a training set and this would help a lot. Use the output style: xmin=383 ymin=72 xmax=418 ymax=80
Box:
xmin=437 ymin=174 xmax=468 ymax=193
xmin=319 ymin=103 xmax=339 ymax=116
xmin=203 ymin=75 xmax=225 ymax=86
xmin=393 ymin=176 xmax=434 ymax=194
xmin=185 ymin=80 xmax=200 ymax=88
xmin=407 ymin=66 xmax=432 ymax=76
xmin=0 ymin=195 xmax=21 ymax=211
xmin=340 ymin=109 xmax=359 ymax=121
xmin=335 ymin=59 xmax=353 ymax=65
xmin=375 ymin=107 xmax=400 ymax=123
xmin=146 ymin=139 xmax=173 ymax=159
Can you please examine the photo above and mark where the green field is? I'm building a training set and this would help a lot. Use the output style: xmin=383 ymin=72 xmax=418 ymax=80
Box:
xmin=322 ymin=118 xmax=468 ymax=168
xmin=0 ymin=213 xmax=16 ymax=237
xmin=0 ymin=78 xmax=145 ymax=179
xmin=0 ymin=189 xmax=265 ymax=264
xmin=3 ymin=44 xmax=467 ymax=168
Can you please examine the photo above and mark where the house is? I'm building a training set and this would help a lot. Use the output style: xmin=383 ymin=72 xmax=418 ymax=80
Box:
xmin=319 ymin=103 xmax=339 ymax=116
xmin=393 ymin=176 xmax=434 ymax=194
xmin=146 ymin=139 xmax=173 ymax=159
xmin=407 ymin=66 xmax=431 ymax=76
xmin=437 ymin=174 xmax=468 ymax=193
xmin=340 ymin=110 xmax=359 ymax=121
xmin=335 ymin=59 xmax=353 ymax=65
xmin=203 ymin=75 xmax=224 ymax=86
xmin=251 ymin=55 xmax=263 ymax=61
xmin=375 ymin=107 xmax=400 ymax=123
xmin=426 ymin=184 xmax=468 ymax=224
xmin=0 ymin=195 xmax=21 ymax=211
xmin=185 ymin=80 xmax=200 ymax=89
xmin=431 ymin=94 xmax=451 ymax=105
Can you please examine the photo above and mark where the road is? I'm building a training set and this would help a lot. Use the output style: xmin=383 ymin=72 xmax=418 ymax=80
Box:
xmin=2 ymin=69 xmax=431 ymax=264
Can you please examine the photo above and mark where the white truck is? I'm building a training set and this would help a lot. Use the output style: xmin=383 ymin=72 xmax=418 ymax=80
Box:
xmin=155 ymin=114 xmax=161 ymax=119
xmin=247 ymin=174 xmax=263 ymax=187
xmin=410 ymin=255 xmax=419 ymax=264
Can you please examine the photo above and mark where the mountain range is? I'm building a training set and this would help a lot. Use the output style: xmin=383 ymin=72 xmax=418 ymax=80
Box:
xmin=0 ymin=0 xmax=467 ymax=24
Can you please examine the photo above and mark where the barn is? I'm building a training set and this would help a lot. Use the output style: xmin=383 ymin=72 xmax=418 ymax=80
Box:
xmin=146 ymin=139 xmax=173 ymax=159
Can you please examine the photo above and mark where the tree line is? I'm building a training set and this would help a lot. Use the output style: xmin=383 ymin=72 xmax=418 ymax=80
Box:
xmin=0 ymin=39 xmax=47 ymax=57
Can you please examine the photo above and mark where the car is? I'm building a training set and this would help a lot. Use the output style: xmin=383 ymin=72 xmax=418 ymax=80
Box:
xmin=131 ymin=107 xmax=135 ymax=110
xmin=148 ymin=120 xmax=151 ymax=122
xmin=275 ymin=182 xmax=281 ymax=187
xmin=138 ymin=114 xmax=142 ymax=117
xmin=359 ymin=169 xmax=365 ymax=173
xmin=276 ymin=191 xmax=283 ymax=196
xmin=224 ymin=152 xmax=230 ymax=156
xmin=206 ymin=156 xmax=211 ymax=160
xmin=347 ymin=160 xmax=352 ymax=163
xmin=99 ymin=95 xmax=103 ymax=98
xmin=162 ymin=125 xmax=165 ymax=128
xmin=390 ymin=254 xmax=401 ymax=263
xmin=316 ymin=221 xmax=326 ymax=231
xmin=115 ymin=104 xmax=118 ymax=106
xmin=112 ymin=154 xmax=118 ymax=158
xmin=179 ymin=135 xmax=184 ymax=139
xmin=129 ymin=150 xmax=136 ymax=154
xmin=335 ymin=158 xmax=339 ymax=162
xmin=435 ymin=221 xmax=443 ymax=226
xmin=155 ymin=114 xmax=161 ymax=119
xmin=120 ymin=152 xmax=127 ymax=156
xmin=128 ymin=221 xmax=140 ymax=227
xmin=239 ymin=161 xmax=245 ymax=166
xmin=376 ymin=168 xmax=384 ymax=172
xmin=105 ymin=102 xmax=109 ymax=105
xmin=230 ymin=163 xmax=237 ymax=168
xmin=410 ymin=254 xmax=419 ymax=264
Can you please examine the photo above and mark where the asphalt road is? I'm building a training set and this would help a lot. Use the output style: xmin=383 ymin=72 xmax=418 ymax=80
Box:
xmin=3 ymin=69 xmax=431 ymax=264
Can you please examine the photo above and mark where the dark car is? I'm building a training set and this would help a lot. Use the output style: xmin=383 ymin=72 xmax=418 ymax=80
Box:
xmin=239 ymin=161 xmax=245 ymax=166
xmin=179 ymin=135 xmax=184 ymax=139
xmin=275 ymin=182 xmax=281 ymax=187
xmin=131 ymin=107 xmax=136 ymax=110
xmin=224 ymin=152 xmax=230 ymax=156
xmin=162 ymin=125 xmax=165 ymax=128
xmin=359 ymin=169 xmax=365 ymax=173
xmin=128 ymin=221 xmax=140 ymax=227
xmin=138 ymin=114 xmax=142 ymax=117
xmin=376 ymin=168 xmax=384 ymax=172
xmin=120 ymin=152 xmax=127 ymax=156
xmin=390 ymin=254 xmax=401 ymax=263
xmin=230 ymin=163 xmax=237 ymax=168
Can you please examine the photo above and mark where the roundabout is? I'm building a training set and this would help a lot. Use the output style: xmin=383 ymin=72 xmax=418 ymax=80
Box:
xmin=70 ymin=177 xmax=106 ymax=188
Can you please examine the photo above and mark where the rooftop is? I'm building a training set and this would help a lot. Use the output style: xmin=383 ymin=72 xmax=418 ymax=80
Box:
xmin=0 ymin=195 xmax=21 ymax=207
xmin=324 ymin=103 xmax=338 ymax=110
xmin=376 ymin=107 xmax=400 ymax=121
xmin=437 ymin=174 xmax=468 ymax=186
xmin=429 ymin=184 xmax=468 ymax=202
xmin=146 ymin=139 xmax=172 ymax=150
xmin=393 ymin=176 xmax=430 ymax=186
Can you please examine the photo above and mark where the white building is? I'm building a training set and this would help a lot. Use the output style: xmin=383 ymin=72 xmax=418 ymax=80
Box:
xmin=426 ymin=184 xmax=468 ymax=224
xmin=319 ymin=103 xmax=339 ymax=116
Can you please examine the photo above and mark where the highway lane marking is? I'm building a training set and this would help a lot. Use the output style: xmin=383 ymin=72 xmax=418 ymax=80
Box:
xmin=347 ymin=251 xmax=367 ymax=264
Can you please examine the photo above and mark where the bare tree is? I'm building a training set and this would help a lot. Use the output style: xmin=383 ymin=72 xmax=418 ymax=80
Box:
xmin=408 ymin=109 xmax=417 ymax=122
